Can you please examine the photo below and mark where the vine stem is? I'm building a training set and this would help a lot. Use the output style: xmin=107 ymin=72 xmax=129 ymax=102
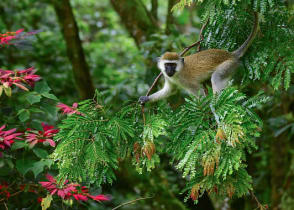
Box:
xmin=112 ymin=196 xmax=153 ymax=210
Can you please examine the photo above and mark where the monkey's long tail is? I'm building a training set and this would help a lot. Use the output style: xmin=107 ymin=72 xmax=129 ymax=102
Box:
xmin=232 ymin=12 xmax=259 ymax=58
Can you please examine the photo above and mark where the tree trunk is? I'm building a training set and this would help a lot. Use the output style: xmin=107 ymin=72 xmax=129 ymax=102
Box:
xmin=52 ymin=0 xmax=95 ymax=99
xmin=110 ymin=0 xmax=158 ymax=47
xmin=166 ymin=0 xmax=176 ymax=34
xmin=270 ymin=133 xmax=289 ymax=210
xmin=151 ymin=0 xmax=158 ymax=21
xmin=270 ymin=93 xmax=292 ymax=209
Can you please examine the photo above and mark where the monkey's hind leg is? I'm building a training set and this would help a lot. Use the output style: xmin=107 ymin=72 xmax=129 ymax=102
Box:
xmin=211 ymin=60 xmax=239 ymax=93
xmin=186 ymin=85 xmax=205 ymax=97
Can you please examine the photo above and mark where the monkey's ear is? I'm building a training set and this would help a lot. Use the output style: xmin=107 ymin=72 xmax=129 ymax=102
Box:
xmin=181 ymin=57 xmax=184 ymax=63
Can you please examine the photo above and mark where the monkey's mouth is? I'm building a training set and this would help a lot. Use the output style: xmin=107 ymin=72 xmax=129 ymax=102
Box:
xmin=165 ymin=69 xmax=176 ymax=77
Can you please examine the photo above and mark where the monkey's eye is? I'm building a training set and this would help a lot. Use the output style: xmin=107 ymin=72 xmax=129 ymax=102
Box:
xmin=164 ymin=63 xmax=177 ymax=69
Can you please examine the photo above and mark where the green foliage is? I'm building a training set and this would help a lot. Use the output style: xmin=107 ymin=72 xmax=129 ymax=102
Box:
xmin=53 ymin=92 xmax=169 ymax=181
xmin=54 ymin=87 xmax=268 ymax=201
xmin=165 ymin=87 xmax=268 ymax=200
xmin=173 ymin=0 xmax=278 ymax=13
xmin=52 ymin=91 xmax=136 ymax=185
xmin=133 ymin=114 xmax=167 ymax=173
xmin=2 ymin=0 xmax=293 ymax=208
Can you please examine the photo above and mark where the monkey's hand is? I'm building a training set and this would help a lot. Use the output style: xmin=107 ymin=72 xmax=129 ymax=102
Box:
xmin=138 ymin=96 xmax=150 ymax=105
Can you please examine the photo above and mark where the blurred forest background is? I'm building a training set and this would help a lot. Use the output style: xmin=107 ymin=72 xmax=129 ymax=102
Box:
xmin=1 ymin=0 xmax=294 ymax=209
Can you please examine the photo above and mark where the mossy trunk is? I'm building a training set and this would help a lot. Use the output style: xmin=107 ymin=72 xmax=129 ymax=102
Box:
xmin=53 ymin=0 xmax=95 ymax=99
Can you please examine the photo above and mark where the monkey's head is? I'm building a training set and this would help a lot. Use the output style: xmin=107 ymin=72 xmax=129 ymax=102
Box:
xmin=158 ymin=52 xmax=184 ymax=77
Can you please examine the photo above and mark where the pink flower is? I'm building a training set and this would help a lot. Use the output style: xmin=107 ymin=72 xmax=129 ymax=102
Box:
xmin=0 ymin=67 xmax=41 ymax=96
xmin=39 ymin=174 xmax=110 ymax=202
xmin=57 ymin=103 xmax=82 ymax=115
xmin=71 ymin=186 xmax=110 ymax=202
xmin=0 ymin=125 xmax=22 ymax=151
xmin=39 ymin=174 xmax=77 ymax=199
xmin=0 ymin=182 xmax=11 ymax=199
xmin=25 ymin=123 xmax=58 ymax=148
xmin=0 ymin=29 xmax=24 ymax=46
xmin=0 ymin=29 xmax=40 ymax=48
xmin=89 ymin=194 xmax=110 ymax=201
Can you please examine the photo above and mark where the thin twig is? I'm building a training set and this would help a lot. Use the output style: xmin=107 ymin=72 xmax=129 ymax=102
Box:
xmin=141 ymin=72 xmax=163 ymax=125
xmin=197 ymin=18 xmax=209 ymax=51
xmin=3 ymin=202 xmax=8 ymax=210
xmin=250 ymin=191 xmax=267 ymax=210
xmin=180 ymin=18 xmax=209 ymax=56
xmin=0 ymin=191 xmax=22 ymax=202
xmin=146 ymin=72 xmax=163 ymax=96
xmin=179 ymin=40 xmax=201 ymax=57
xmin=112 ymin=196 xmax=153 ymax=210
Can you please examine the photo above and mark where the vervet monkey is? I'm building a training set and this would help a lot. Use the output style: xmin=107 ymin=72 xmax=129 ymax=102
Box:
xmin=139 ymin=12 xmax=259 ymax=104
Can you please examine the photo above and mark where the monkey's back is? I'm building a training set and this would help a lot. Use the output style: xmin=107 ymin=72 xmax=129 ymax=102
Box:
xmin=182 ymin=49 xmax=235 ymax=82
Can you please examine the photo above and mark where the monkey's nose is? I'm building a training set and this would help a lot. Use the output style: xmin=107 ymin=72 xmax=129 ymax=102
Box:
xmin=166 ymin=69 xmax=175 ymax=77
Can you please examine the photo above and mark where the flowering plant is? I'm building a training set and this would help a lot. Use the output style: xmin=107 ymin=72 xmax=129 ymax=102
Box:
xmin=0 ymin=125 xmax=22 ymax=156
xmin=0 ymin=67 xmax=41 ymax=97
xmin=25 ymin=123 xmax=58 ymax=148
xmin=39 ymin=174 xmax=110 ymax=202
xmin=0 ymin=28 xmax=111 ymax=209
xmin=0 ymin=29 xmax=24 ymax=46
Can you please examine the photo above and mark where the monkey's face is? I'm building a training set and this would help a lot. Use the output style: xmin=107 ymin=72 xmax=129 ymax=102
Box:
xmin=158 ymin=58 xmax=184 ymax=78
xmin=164 ymin=63 xmax=177 ymax=77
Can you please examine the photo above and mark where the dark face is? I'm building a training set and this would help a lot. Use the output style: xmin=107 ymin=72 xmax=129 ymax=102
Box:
xmin=164 ymin=63 xmax=177 ymax=77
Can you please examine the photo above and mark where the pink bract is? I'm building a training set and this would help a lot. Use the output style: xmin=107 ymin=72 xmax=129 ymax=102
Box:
xmin=56 ymin=102 xmax=82 ymax=115
xmin=0 ymin=125 xmax=22 ymax=151
xmin=25 ymin=123 xmax=58 ymax=148
xmin=39 ymin=174 xmax=77 ymax=199
xmin=0 ymin=67 xmax=41 ymax=95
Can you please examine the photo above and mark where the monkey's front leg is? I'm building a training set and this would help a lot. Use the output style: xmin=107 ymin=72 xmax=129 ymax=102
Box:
xmin=139 ymin=81 xmax=173 ymax=104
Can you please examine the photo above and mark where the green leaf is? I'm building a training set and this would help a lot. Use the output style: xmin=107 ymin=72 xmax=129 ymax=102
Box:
xmin=31 ymin=159 xmax=53 ymax=178
xmin=18 ymin=109 xmax=30 ymax=122
xmin=41 ymin=103 xmax=57 ymax=116
xmin=42 ymin=93 xmax=58 ymax=101
xmin=11 ymin=141 xmax=27 ymax=150
xmin=15 ymin=159 xmax=36 ymax=175
xmin=33 ymin=148 xmax=49 ymax=159
xmin=35 ymin=80 xmax=51 ymax=94
xmin=41 ymin=194 xmax=52 ymax=210
xmin=5 ymin=159 xmax=14 ymax=169
xmin=0 ymin=85 xmax=3 ymax=97
xmin=4 ymin=86 xmax=11 ymax=97
xmin=0 ymin=166 xmax=13 ymax=176
xmin=26 ymin=93 xmax=42 ymax=105
xmin=30 ymin=107 xmax=45 ymax=113
xmin=31 ymin=120 xmax=44 ymax=130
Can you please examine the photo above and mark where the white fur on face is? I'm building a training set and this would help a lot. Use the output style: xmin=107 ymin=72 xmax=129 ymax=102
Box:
xmin=157 ymin=59 xmax=184 ymax=77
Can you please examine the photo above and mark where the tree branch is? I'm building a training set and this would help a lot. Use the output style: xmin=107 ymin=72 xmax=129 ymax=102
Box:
xmin=112 ymin=196 xmax=153 ymax=210
xmin=110 ymin=0 xmax=158 ymax=47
